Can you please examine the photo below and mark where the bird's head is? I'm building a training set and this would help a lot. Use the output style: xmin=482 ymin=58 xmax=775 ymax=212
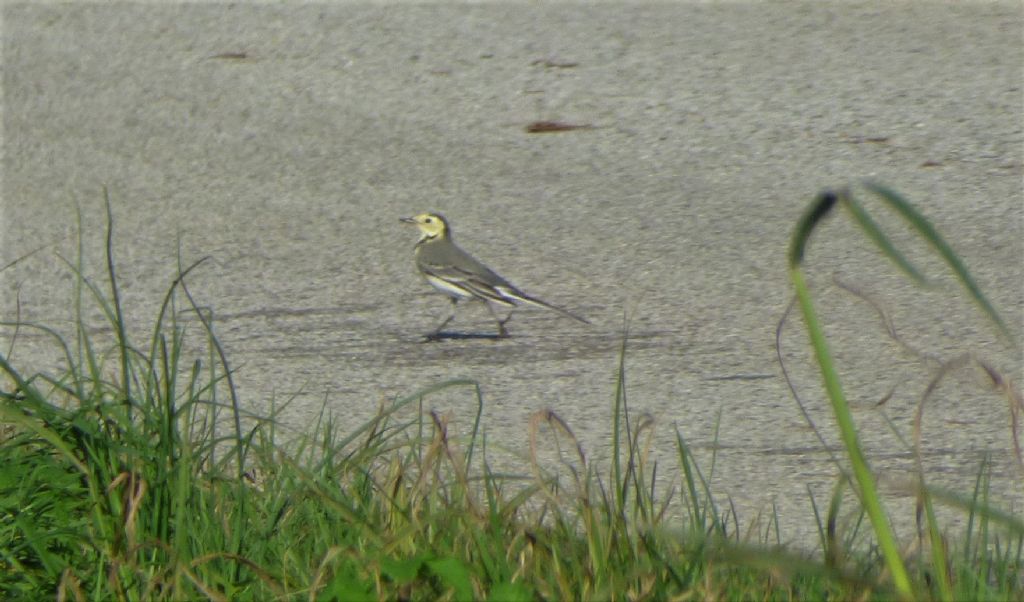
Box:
xmin=400 ymin=213 xmax=450 ymax=241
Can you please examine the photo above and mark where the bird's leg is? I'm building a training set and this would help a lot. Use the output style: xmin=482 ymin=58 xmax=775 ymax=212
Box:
xmin=487 ymin=303 xmax=513 ymax=338
xmin=433 ymin=313 xmax=455 ymax=334
xmin=426 ymin=298 xmax=458 ymax=340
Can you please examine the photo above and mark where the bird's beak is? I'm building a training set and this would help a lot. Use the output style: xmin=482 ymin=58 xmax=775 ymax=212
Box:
xmin=400 ymin=216 xmax=416 ymax=224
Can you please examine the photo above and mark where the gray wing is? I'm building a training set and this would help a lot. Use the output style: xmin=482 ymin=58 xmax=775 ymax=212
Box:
xmin=416 ymin=242 xmax=523 ymax=306
xmin=416 ymin=240 xmax=591 ymax=324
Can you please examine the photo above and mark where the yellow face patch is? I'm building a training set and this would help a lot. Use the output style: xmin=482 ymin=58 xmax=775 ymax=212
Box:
xmin=402 ymin=213 xmax=448 ymax=240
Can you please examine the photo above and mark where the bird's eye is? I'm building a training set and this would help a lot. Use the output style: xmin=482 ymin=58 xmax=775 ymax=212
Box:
xmin=425 ymin=217 xmax=433 ymax=223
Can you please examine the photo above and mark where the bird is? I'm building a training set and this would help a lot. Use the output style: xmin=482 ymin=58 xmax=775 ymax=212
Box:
xmin=400 ymin=212 xmax=590 ymax=339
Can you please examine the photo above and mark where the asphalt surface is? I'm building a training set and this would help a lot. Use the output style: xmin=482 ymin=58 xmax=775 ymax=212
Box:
xmin=3 ymin=2 xmax=1022 ymax=548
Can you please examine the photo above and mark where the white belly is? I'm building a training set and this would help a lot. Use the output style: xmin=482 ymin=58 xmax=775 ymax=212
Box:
xmin=424 ymin=274 xmax=474 ymax=300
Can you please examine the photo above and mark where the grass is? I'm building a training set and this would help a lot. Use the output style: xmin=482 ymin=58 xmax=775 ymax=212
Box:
xmin=1 ymin=185 xmax=1022 ymax=600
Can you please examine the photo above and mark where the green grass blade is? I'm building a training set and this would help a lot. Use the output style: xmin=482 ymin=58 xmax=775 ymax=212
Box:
xmin=923 ymin=483 xmax=1024 ymax=536
xmin=862 ymin=181 xmax=1013 ymax=343
xmin=918 ymin=484 xmax=954 ymax=601
xmin=103 ymin=188 xmax=132 ymax=412
xmin=789 ymin=190 xmax=839 ymax=268
xmin=612 ymin=316 xmax=629 ymax=514
xmin=790 ymin=267 xmax=913 ymax=599
xmin=465 ymin=382 xmax=484 ymax=470
xmin=840 ymin=193 xmax=928 ymax=285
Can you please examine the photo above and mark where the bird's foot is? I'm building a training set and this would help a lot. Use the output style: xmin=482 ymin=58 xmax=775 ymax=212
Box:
xmin=423 ymin=331 xmax=446 ymax=342
xmin=496 ymin=314 xmax=513 ymax=338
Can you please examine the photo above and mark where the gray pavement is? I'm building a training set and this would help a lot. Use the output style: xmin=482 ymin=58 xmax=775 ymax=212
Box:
xmin=3 ymin=2 xmax=1022 ymax=548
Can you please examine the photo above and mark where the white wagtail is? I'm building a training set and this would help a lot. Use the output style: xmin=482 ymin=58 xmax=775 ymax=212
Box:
xmin=401 ymin=213 xmax=590 ymax=338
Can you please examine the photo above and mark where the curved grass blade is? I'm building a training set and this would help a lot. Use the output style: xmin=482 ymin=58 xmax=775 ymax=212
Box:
xmin=840 ymin=193 xmax=928 ymax=285
xmin=788 ymin=190 xmax=840 ymax=268
xmin=920 ymin=484 xmax=1024 ymax=535
xmin=103 ymin=188 xmax=132 ymax=412
xmin=862 ymin=181 xmax=1013 ymax=343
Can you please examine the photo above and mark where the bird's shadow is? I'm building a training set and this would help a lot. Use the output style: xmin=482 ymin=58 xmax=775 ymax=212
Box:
xmin=421 ymin=331 xmax=506 ymax=342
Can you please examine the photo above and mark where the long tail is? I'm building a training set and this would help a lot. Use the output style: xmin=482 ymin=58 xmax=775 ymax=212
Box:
xmin=497 ymin=286 xmax=591 ymax=325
